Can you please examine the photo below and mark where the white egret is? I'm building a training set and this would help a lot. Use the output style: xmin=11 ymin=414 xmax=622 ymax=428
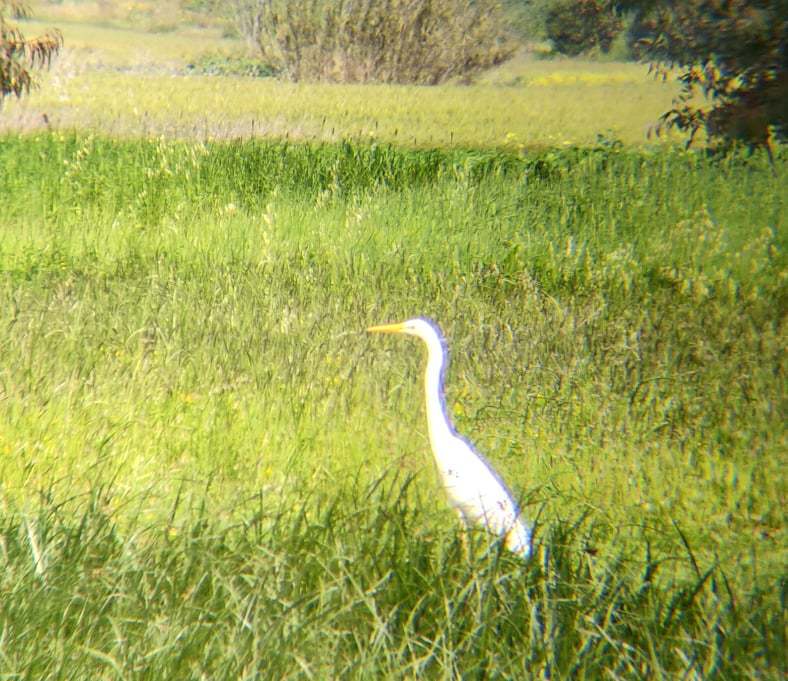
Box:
xmin=368 ymin=318 xmax=532 ymax=559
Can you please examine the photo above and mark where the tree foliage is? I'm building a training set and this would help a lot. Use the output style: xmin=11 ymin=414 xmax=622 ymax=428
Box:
xmin=545 ymin=0 xmax=624 ymax=56
xmin=620 ymin=0 xmax=787 ymax=154
xmin=231 ymin=0 xmax=515 ymax=84
xmin=0 ymin=0 xmax=62 ymax=106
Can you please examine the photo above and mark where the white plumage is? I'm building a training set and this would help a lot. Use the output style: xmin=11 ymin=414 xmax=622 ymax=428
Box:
xmin=368 ymin=317 xmax=532 ymax=559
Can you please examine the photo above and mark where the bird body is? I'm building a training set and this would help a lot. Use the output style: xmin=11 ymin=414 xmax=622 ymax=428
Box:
xmin=368 ymin=318 xmax=532 ymax=559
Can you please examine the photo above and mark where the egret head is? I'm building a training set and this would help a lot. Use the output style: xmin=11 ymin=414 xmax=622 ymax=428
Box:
xmin=367 ymin=317 xmax=442 ymax=343
xmin=368 ymin=318 xmax=448 ymax=367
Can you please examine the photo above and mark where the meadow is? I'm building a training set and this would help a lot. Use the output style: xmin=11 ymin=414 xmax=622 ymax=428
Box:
xmin=1 ymin=5 xmax=786 ymax=679
xmin=1 ymin=132 xmax=785 ymax=678
xmin=5 ymin=12 xmax=684 ymax=148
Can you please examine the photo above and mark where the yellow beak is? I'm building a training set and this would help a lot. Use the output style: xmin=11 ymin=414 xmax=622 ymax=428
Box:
xmin=367 ymin=322 xmax=406 ymax=334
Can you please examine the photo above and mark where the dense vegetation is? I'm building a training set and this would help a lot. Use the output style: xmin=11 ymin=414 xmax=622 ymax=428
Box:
xmin=1 ymin=133 xmax=784 ymax=677
xmin=231 ymin=0 xmax=514 ymax=84
xmin=215 ymin=0 xmax=788 ymax=155
xmin=544 ymin=0 xmax=624 ymax=56
xmin=621 ymin=0 xmax=787 ymax=153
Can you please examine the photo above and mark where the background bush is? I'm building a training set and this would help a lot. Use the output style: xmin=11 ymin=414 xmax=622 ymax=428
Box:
xmin=230 ymin=0 xmax=515 ymax=84
xmin=545 ymin=0 xmax=623 ymax=56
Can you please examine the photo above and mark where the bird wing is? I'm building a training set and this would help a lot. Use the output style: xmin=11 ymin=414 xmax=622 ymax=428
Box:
xmin=436 ymin=436 xmax=527 ymax=539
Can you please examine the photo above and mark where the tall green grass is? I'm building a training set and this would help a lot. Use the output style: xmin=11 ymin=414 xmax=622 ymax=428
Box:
xmin=2 ymin=475 xmax=783 ymax=678
xmin=0 ymin=133 xmax=784 ymax=677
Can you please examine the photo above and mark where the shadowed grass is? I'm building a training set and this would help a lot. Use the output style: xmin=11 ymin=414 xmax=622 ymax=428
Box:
xmin=1 ymin=474 xmax=783 ymax=679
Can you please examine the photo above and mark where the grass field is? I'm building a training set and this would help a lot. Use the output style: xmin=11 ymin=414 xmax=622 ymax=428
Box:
xmin=1 ymin=4 xmax=785 ymax=678
xmin=1 ymin=133 xmax=785 ymax=678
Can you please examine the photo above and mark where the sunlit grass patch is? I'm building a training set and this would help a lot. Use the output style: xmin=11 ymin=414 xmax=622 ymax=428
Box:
xmin=1 ymin=133 xmax=783 ymax=546
xmin=3 ymin=67 xmax=680 ymax=148
xmin=478 ymin=53 xmax=655 ymax=86
xmin=528 ymin=71 xmax=641 ymax=86
xmin=19 ymin=18 xmax=236 ymax=70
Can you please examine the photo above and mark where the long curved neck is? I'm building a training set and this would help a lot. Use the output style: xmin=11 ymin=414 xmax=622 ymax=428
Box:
xmin=422 ymin=334 xmax=455 ymax=451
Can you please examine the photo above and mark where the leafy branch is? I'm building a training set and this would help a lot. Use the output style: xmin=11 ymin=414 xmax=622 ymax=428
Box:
xmin=0 ymin=0 xmax=63 ymax=105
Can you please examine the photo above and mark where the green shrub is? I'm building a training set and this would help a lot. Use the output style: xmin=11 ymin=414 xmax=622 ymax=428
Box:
xmin=545 ymin=0 xmax=623 ymax=56
xmin=185 ymin=50 xmax=277 ymax=78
